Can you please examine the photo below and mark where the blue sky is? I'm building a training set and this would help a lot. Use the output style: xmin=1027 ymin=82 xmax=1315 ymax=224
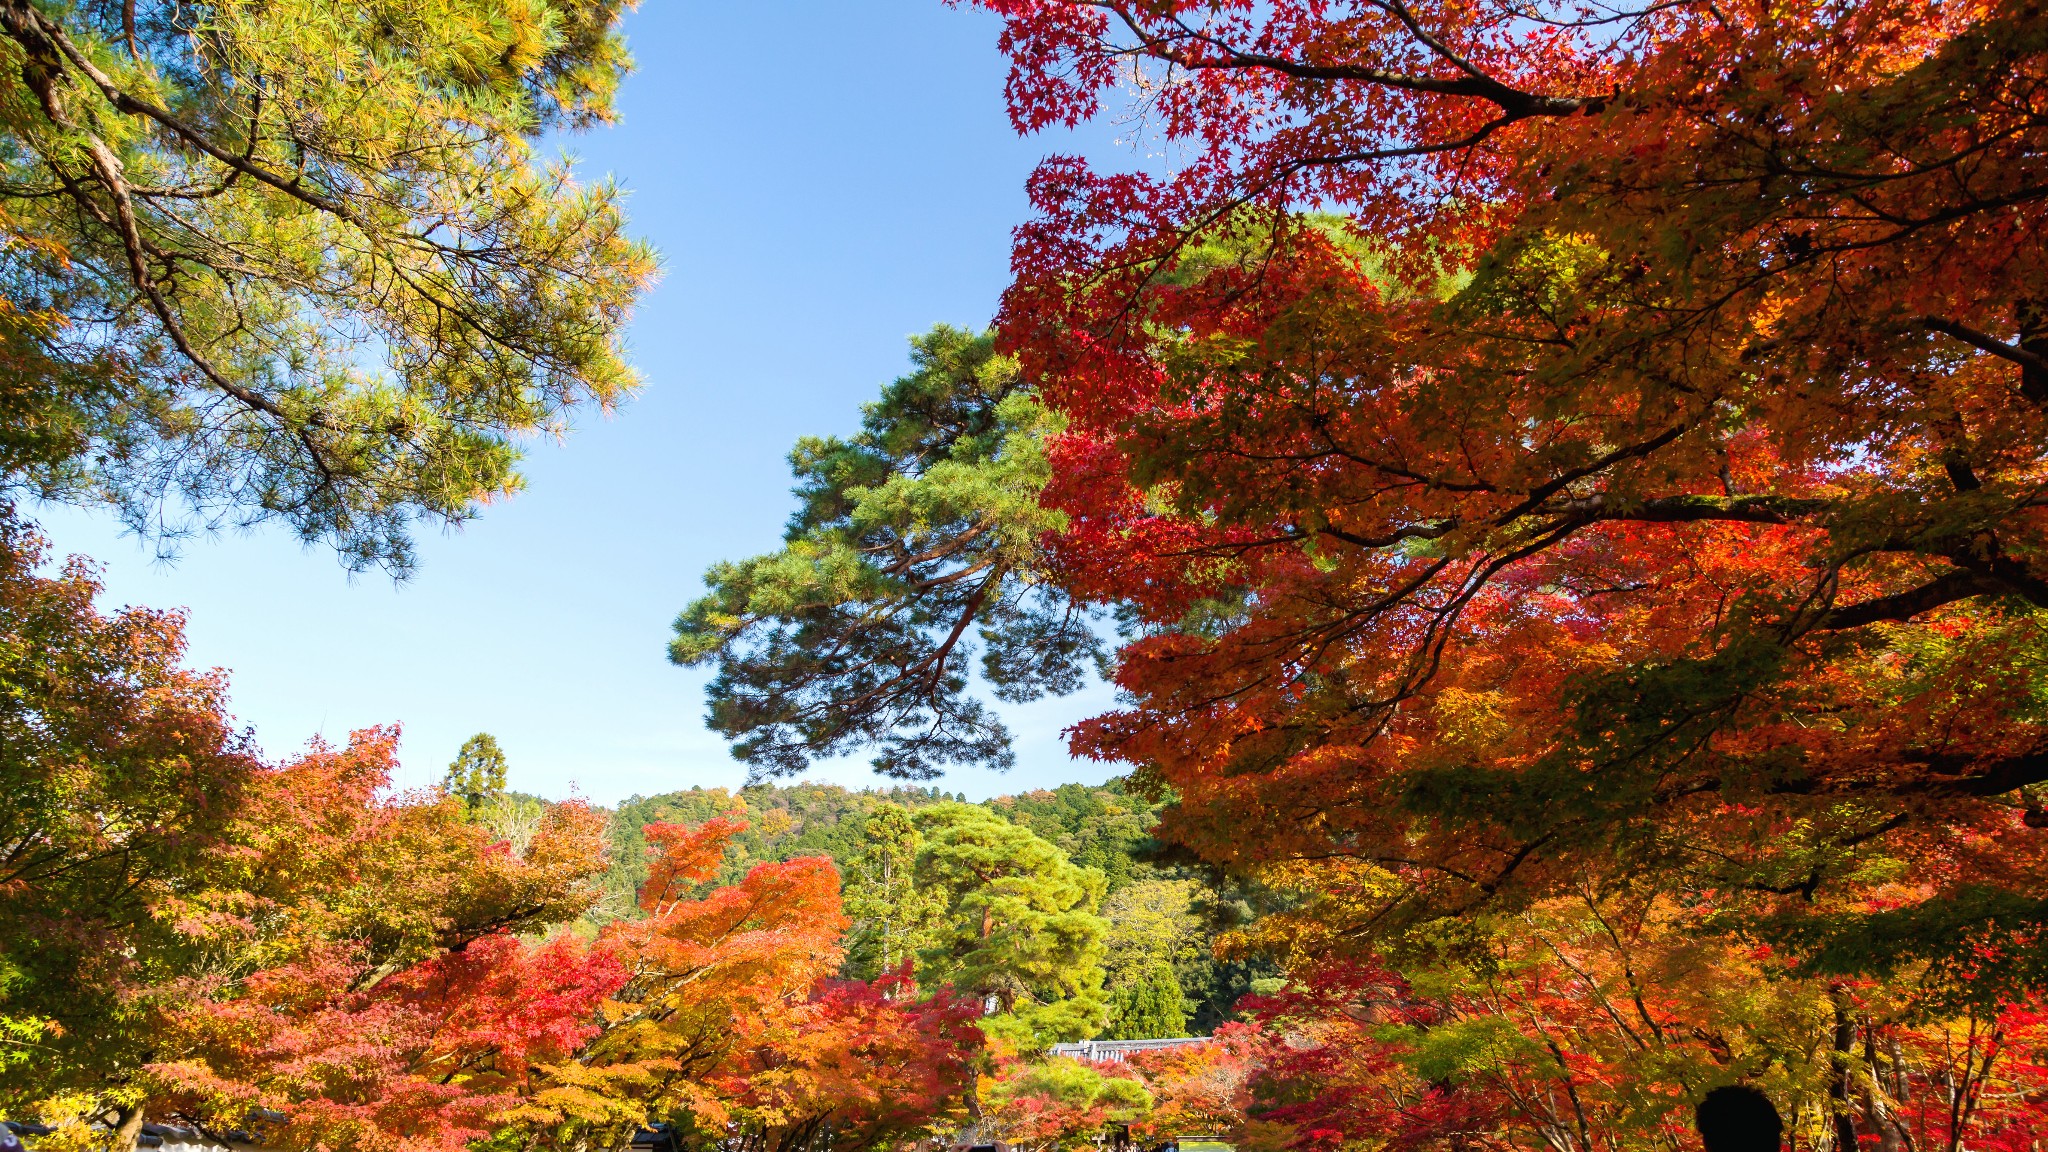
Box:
xmin=33 ymin=0 xmax=1133 ymax=805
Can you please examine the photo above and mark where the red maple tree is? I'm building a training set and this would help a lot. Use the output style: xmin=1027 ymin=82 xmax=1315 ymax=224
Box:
xmin=145 ymin=732 xmax=620 ymax=1152
xmin=715 ymin=967 xmax=984 ymax=1152
xmin=957 ymin=0 xmax=2048 ymax=1003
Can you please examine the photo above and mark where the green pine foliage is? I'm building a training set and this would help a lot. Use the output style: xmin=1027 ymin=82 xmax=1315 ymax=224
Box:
xmin=670 ymin=326 xmax=1101 ymax=779
xmin=0 ymin=0 xmax=656 ymax=571
xmin=911 ymin=802 xmax=1110 ymax=1045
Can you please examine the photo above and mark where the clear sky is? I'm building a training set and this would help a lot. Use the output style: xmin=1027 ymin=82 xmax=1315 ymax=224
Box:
xmin=32 ymin=0 xmax=1132 ymax=805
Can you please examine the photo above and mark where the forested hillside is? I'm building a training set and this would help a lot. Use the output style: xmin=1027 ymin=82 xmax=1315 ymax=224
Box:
xmin=567 ymin=779 xmax=1279 ymax=1038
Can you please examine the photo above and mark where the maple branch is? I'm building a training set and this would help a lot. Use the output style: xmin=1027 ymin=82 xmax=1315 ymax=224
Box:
xmin=1541 ymin=493 xmax=1831 ymax=525
xmin=1812 ymin=570 xmax=2010 ymax=630
xmin=1318 ymin=521 xmax=1459 ymax=549
xmin=1753 ymin=747 xmax=2048 ymax=801
xmin=1505 ymin=422 xmax=1695 ymax=519
xmin=1919 ymin=749 xmax=2048 ymax=798
xmin=1695 ymin=813 xmax=1911 ymax=898
xmin=1950 ymin=545 xmax=2048 ymax=608
xmin=1281 ymin=114 xmax=1525 ymax=168
xmin=1498 ymin=0 xmax=1698 ymax=27
xmin=1810 ymin=530 xmax=2048 ymax=632
xmin=1086 ymin=0 xmax=1596 ymax=118
xmin=1276 ymin=493 xmax=1825 ymax=559
xmin=1921 ymin=316 xmax=2048 ymax=375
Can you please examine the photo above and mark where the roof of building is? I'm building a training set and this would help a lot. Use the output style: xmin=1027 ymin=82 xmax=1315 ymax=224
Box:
xmin=1047 ymin=1036 xmax=1213 ymax=1063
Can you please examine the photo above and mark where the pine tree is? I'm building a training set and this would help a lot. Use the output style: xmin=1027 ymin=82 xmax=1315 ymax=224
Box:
xmin=671 ymin=326 xmax=1097 ymax=779
xmin=0 ymin=0 xmax=654 ymax=570
xmin=913 ymin=803 xmax=1109 ymax=1043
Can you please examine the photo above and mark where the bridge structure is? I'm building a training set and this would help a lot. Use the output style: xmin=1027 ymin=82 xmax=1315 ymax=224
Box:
xmin=1047 ymin=1036 xmax=1212 ymax=1064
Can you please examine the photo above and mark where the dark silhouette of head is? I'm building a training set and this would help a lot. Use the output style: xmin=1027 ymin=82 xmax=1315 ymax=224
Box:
xmin=1697 ymin=1086 xmax=1783 ymax=1152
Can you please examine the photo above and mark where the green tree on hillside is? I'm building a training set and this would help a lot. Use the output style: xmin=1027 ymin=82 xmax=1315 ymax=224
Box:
xmin=990 ymin=782 xmax=1161 ymax=895
xmin=914 ymin=803 xmax=1108 ymax=1044
xmin=445 ymin=733 xmax=509 ymax=810
xmin=1099 ymin=880 xmax=1204 ymax=1039
xmin=1104 ymin=965 xmax=1188 ymax=1041
xmin=0 ymin=0 xmax=654 ymax=571
xmin=841 ymin=805 xmax=945 ymax=980
xmin=601 ymin=783 xmax=953 ymax=907
xmin=586 ymin=780 xmax=1271 ymax=1030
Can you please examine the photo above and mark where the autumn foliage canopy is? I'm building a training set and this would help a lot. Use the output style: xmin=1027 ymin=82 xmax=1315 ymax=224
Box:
xmin=947 ymin=0 xmax=2048 ymax=1002
xmin=688 ymin=0 xmax=2048 ymax=1147
xmin=0 ymin=518 xmax=981 ymax=1152
xmin=17 ymin=0 xmax=2048 ymax=1151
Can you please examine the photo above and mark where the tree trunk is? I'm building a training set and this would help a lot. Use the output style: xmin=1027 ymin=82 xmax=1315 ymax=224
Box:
xmin=1862 ymin=1022 xmax=1912 ymax=1152
xmin=1831 ymin=986 xmax=1861 ymax=1152
xmin=2019 ymin=298 xmax=2048 ymax=404
xmin=111 ymin=1104 xmax=148 ymax=1152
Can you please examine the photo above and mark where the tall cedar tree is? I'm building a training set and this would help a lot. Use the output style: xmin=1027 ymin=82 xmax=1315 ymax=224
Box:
xmin=447 ymin=732 xmax=511 ymax=809
xmin=0 ymin=0 xmax=654 ymax=570
xmin=840 ymin=804 xmax=948 ymax=981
